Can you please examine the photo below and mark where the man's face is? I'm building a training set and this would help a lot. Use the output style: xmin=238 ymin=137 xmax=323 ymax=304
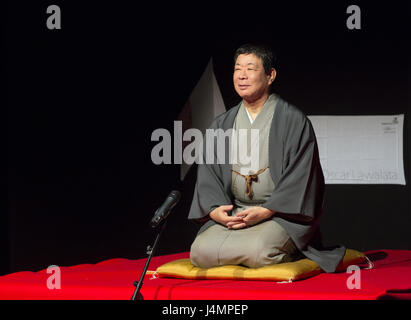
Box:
xmin=233 ymin=53 xmax=274 ymax=101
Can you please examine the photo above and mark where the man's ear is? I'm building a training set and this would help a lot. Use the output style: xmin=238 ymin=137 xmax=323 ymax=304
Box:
xmin=268 ymin=68 xmax=277 ymax=85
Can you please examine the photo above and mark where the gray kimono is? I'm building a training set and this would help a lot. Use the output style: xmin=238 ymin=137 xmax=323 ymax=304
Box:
xmin=188 ymin=95 xmax=346 ymax=273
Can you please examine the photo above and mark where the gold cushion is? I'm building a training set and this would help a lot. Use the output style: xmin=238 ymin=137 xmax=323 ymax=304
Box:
xmin=156 ymin=249 xmax=367 ymax=282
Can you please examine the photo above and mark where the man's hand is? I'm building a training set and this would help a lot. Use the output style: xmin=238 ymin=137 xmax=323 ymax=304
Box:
xmin=226 ymin=207 xmax=275 ymax=230
xmin=209 ymin=205 xmax=244 ymax=227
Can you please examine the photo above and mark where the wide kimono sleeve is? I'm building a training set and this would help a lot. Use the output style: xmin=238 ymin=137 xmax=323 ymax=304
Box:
xmin=262 ymin=104 xmax=346 ymax=273
xmin=262 ymin=105 xmax=325 ymax=220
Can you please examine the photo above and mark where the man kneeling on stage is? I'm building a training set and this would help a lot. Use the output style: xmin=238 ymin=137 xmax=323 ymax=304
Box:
xmin=188 ymin=43 xmax=345 ymax=273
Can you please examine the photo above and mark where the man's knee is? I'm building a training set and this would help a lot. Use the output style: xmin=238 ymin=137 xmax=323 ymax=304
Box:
xmin=245 ymin=226 xmax=291 ymax=267
xmin=244 ymin=236 xmax=284 ymax=267
xmin=252 ymin=236 xmax=299 ymax=267
xmin=190 ymin=237 xmax=218 ymax=269
xmin=252 ymin=250 xmax=286 ymax=268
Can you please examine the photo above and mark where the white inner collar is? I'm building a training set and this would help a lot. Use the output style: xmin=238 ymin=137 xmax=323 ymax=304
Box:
xmin=245 ymin=107 xmax=254 ymax=124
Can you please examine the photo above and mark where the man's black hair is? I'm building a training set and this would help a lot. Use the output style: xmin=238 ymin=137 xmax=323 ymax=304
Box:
xmin=234 ymin=43 xmax=277 ymax=75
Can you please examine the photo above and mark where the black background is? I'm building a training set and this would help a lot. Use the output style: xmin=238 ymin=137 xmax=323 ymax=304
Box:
xmin=4 ymin=1 xmax=411 ymax=275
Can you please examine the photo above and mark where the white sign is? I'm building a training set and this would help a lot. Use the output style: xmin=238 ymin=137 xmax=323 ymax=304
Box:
xmin=308 ymin=115 xmax=406 ymax=185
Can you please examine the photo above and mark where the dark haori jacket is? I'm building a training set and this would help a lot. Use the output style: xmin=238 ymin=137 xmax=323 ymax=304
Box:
xmin=188 ymin=96 xmax=346 ymax=273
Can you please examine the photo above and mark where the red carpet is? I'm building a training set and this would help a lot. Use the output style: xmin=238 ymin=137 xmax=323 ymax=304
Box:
xmin=0 ymin=250 xmax=410 ymax=300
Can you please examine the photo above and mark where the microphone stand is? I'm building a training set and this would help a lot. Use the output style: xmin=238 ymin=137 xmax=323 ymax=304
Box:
xmin=131 ymin=220 xmax=167 ymax=300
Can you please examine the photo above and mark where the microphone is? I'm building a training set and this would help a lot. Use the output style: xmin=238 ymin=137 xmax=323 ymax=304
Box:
xmin=150 ymin=190 xmax=181 ymax=228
